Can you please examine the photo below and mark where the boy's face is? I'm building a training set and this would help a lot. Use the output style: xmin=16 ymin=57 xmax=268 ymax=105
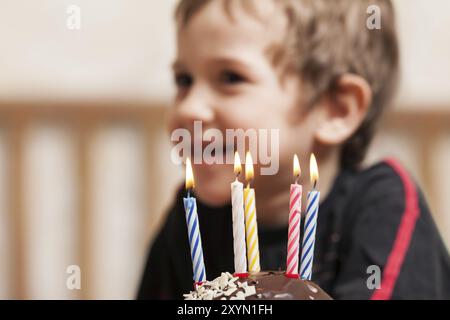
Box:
xmin=168 ymin=0 xmax=316 ymax=206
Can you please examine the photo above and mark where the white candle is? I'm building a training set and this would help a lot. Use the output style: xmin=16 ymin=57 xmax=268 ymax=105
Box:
xmin=231 ymin=153 xmax=248 ymax=277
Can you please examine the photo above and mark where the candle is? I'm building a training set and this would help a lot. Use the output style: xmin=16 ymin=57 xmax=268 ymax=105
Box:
xmin=300 ymin=154 xmax=320 ymax=280
xmin=244 ymin=152 xmax=261 ymax=273
xmin=231 ymin=152 xmax=248 ymax=277
xmin=286 ymin=154 xmax=302 ymax=278
xmin=183 ymin=157 xmax=206 ymax=285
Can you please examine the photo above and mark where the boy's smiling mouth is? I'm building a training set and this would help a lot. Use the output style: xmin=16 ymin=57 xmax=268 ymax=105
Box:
xmin=191 ymin=135 xmax=234 ymax=161
xmin=171 ymin=121 xmax=280 ymax=176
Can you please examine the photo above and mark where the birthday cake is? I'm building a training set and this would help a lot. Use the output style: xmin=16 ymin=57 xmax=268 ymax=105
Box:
xmin=183 ymin=154 xmax=329 ymax=300
xmin=183 ymin=271 xmax=332 ymax=300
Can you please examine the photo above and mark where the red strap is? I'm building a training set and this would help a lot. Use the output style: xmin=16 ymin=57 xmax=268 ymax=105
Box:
xmin=370 ymin=158 xmax=420 ymax=300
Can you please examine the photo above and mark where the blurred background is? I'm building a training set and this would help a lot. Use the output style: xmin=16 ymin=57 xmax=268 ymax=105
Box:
xmin=0 ymin=0 xmax=449 ymax=299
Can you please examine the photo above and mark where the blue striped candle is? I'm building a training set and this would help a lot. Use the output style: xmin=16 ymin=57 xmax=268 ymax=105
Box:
xmin=184 ymin=157 xmax=206 ymax=284
xmin=300 ymin=190 xmax=320 ymax=280
xmin=183 ymin=196 xmax=206 ymax=284
xmin=300 ymin=154 xmax=320 ymax=280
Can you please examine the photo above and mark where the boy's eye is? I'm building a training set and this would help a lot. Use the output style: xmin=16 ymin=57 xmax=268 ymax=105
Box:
xmin=175 ymin=72 xmax=193 ymax=88
xmin=219 ymin=71 xmax=246 ymax=85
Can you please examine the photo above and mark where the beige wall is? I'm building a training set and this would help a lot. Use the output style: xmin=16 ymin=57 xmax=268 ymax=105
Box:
xmin=0 ymin=0 xmax=177 ymax=102
xmin=394 ymin=0 xmax=450 ymax=108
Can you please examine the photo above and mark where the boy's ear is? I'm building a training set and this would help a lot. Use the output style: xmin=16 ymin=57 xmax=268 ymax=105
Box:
xmin=314 ymin=74 xmax=372 ymax=146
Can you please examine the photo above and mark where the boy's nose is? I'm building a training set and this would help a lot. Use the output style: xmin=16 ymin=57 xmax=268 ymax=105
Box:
xmin=175 ymin=87 xmax=215 ymax=127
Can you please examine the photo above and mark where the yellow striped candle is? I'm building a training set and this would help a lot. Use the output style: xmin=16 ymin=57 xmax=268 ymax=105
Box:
xmin=244 ymin=152 xmax=260 ymax=272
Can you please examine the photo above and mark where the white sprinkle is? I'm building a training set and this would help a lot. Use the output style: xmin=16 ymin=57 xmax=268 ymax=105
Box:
xmin=224 ymin=288 xmax=236 ymax=297
xmin=231 ymin=292 xmax=245 ymax=300
xmin=307 ymin=284 xmax=318 ymax=293
xmin=274 ymin=293 xmax=292 ymax=299
xmin=218 ymin=274 xmax=228 ymax=289
xmin=203 ymin=293 xmax=214 ymax=300
xmin=244 ymin=286 xmax=256 ymax=297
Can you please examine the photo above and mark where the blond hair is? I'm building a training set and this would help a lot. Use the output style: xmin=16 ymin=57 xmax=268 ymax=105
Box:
xmin=175 ymin=0 xmax=399 ymax=169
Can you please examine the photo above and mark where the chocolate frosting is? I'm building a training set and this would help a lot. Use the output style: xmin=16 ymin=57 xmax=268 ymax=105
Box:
xmin=242 ymin=271 xmax=332 ymax=300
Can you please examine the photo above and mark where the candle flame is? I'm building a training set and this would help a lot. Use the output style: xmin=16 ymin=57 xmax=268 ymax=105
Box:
xmin=234 ymin=152 xmax=242 ymax=176
xmin=293 ymin=154 xmax=301 ymax=178
xmin=310 ymin=154 xmax=319 ymax=187
xmin=185 ymin=157 xmax=195 ymax=190
xmin=245 ymin=152 xmax=254 ymax=182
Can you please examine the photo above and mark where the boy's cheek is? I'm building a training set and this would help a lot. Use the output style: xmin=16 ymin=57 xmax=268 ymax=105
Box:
xmin=219 ymin=110 xmax=275 ymax=132
xmin=166 ymin=109 xmax=180 ymax=134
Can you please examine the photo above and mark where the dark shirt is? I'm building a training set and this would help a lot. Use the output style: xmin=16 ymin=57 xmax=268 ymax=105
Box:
xmin=137 ymin=160 xmax=450 ymax=299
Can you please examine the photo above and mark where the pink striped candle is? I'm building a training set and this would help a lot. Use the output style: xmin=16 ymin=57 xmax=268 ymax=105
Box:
xmin=286 ymin=154 xmax=302 ymax=278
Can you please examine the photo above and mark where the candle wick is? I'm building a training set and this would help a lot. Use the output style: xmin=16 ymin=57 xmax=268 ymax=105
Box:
xmin=187 ymin=189 xmax=191 ymax=199
xmin=313 ymin=180 xmax=317 ymax=190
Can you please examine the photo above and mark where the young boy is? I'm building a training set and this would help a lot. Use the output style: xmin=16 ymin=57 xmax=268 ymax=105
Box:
xmin=138 ymin=0 xmax=450 ymax=299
